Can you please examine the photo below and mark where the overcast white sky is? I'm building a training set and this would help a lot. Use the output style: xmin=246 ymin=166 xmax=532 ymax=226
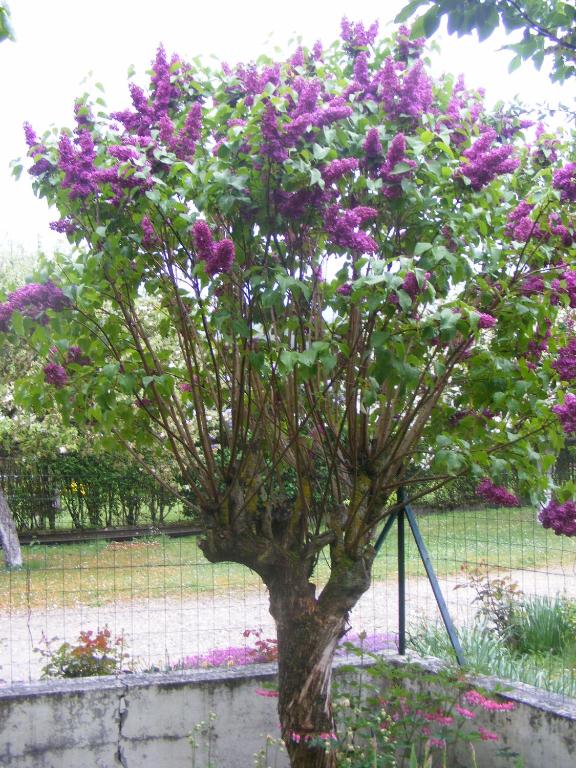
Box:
xmin=0 ymin=0 xmax=569 ymax=253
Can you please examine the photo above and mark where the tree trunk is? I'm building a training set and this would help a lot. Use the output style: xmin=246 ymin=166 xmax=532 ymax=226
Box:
xmin=267 ymin=563 xmax=371 ymax=768
xmin=0 ymin=488 xmax=22 ymax=569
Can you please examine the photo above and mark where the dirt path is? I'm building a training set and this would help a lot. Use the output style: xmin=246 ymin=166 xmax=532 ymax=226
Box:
xmin=1 ymin=567 xmax=574 ymax=684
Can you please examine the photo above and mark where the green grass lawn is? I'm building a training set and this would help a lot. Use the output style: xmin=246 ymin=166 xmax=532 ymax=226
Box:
xmin=1 ymin=506 xmax=574 ymax=612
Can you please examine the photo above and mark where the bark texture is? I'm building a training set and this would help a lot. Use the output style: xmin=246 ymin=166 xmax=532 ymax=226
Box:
xmin=0 ymin=489 xmax=22 ymax=569
xmin=267 ymin=557 xmax=373 ymax=768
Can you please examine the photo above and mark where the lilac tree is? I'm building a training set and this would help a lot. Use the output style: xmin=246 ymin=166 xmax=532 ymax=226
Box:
xmin=6 ymin=19 xmax=576 ymax=766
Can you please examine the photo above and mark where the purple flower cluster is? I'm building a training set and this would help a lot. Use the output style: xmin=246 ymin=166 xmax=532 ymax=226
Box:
xmin=396 ymin=25 xmax=425 ymax=61
xmin=43 ymin=363 xmax=69 ymax=389
xmin=0 ymin=282 xmax=70 ymax=332
xmin=505 ymin=201 xmax=545 ymax=242
xmin=192 ymin=220 xmax=235 ymax=277
xmin=376 ymin=57 xmax=433 ymax=125
xmin=49 ymin=217 xmax=76 ymax=235
xmin=553 ymin=338 xmax=576 ymax=381
xmin=552 ymin=270 xmax=576 ymax=308
xmin=275 ymin=187 xmax=326 ymax=219
xmin=548 ymin=213 xmax=574 ymax=247
xmin=552 ymin=394 xmax=576 ymax=434
xmin=520 ymin=275 xmax=545 ymax=296
xmin=525 ymin=319 xmax=551 ymax=368
xmin=321 ymin=158 xmax=359 ymax=185
xmin=150 ymin=45 xmax=181 ymax=117
xmin=158 ymin=103 xmax=202 ymax=161
xmin=58 ymin=130 xmax=98 ymax=199
xmin=363 ymin=127 xmax=382 ymax=158
xmin=532 ymin=123 xmax=559 ymax=166
xmin=337 ymin=282 xmax=353 ymax=296
xmin=539 ymin=500 xmax=576 ymax=536
xmin=477 ymin=313 xmax=497 ymax=329
xmin=260 ymin=104 xmax=289 ymax=163
xmin=439 ymin=76 xmax=485 ymax=147
xmin=476 ymin=478 xmax=519 ymax=507
xmin=459 ymin=129 xmax=518 ymax=190
xmin=340 ymin=17 xmax=379 ymax=51
xmin=378 ymin=133 xmax=416 ymax=197
xmin=553 ymin=163 xmax=576 ymax=202
xmin=401 ymin=271 xmax=429 ymax=301
xmin=233 ymin=62 xmax=281 ymax=106
xmin=324 ymin=205 xmax=378 ymax=254
xmin=66 ymin=346 xmax=91 ymax=366
xmin=141 ymin=216 xmax=157 ymax=249
xmin=23 ymin=122 xmax=52 ymax=176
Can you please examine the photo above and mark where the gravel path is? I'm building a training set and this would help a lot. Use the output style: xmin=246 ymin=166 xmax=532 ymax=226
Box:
xmin=1 ymin=567 xmax=574 ymax=684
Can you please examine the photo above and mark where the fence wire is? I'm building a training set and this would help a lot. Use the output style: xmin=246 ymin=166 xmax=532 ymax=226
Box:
xmin=0 ymin=503 xmax=575 ymax=701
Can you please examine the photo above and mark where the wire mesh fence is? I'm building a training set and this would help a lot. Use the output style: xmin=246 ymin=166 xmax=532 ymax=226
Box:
xmin=0 ymin=502 xmax=575 ymax=700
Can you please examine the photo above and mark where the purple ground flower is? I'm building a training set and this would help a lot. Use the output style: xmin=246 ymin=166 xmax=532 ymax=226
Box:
xmin=539 ymin=500 xmax=576 ymax=536
xmin=552 ymin=394 xmax=576 ymax=434
xmin=476 ymin=478 xmax=519 ymax=507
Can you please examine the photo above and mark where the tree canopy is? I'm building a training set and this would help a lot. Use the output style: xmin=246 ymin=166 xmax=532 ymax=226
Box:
xmin=4 ymin=19 xmax=576 ymax=765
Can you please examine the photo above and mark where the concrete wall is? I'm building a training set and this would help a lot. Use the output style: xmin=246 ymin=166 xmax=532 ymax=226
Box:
xmin=0 ymin=655 xmax=574 ymax=768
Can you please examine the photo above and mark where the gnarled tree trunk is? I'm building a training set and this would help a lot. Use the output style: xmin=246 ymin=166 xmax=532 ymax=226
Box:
xmin=267 ymin=557 xmax=373 ymax=767
xmin=0 ymin=488 xmax=22 ymax=569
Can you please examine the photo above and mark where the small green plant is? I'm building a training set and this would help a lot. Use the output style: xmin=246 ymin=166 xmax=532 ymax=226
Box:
xmin=189 ymin=711 xmax=217 ymax=768
xmin=332 ymin=643 xmax=519 ymax=768
xmin=253 ymin=734 xmax=286 ymax=768
xmin=36 ymin=626 xmax=127 ymax=678
xmin=455 ymin=561 xmax=523 ymax=642
xmin=506 ymin=595 xmax=576 ymax=656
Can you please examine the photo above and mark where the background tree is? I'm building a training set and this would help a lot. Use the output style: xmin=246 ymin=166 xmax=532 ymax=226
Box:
xmin=5 ymin=20 xmax=576 ymax=766
xmin=397 ymin=0 xmax=576 ymax=82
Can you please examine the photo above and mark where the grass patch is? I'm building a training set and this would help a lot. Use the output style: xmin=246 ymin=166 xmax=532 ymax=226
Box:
xmin=1 ymin=506 xmax=574 ymax=612
xmin=409 ymin=621 xmax=576 ymax=699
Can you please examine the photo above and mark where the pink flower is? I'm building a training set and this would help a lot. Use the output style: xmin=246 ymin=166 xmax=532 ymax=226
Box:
xmin=464 ymin=690 xmax=515 ymax=711
xmin=427 ymin=737 xmax=446 ymax=749
xmin=455 ymin=705 xmax=476 ymax=719
xmin=255 ymin=688 xmax=278 ymax=698
xmin=423 ymin=711 xmax=453 ymax=726
xmin=477 ymin=313 xmax=497 ymax=329
xmin=478 ymin=726 xmax=500 ymax=742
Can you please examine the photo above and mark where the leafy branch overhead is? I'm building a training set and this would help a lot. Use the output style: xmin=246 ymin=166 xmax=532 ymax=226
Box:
xmin=397 ymin=0 xmax=576 ymax=82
